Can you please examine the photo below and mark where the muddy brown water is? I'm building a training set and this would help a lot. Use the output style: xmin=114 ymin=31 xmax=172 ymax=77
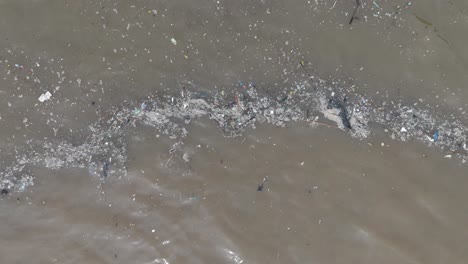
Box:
xmin=1 ymin=0 xmax=468 ymax=263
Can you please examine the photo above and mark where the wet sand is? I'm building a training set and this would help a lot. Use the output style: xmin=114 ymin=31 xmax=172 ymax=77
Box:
xmin=1 ymin=0 xmax=468 ymax=263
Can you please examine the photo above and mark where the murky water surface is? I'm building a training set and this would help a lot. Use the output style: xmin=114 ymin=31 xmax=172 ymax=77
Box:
xmin=1 ymin=1 xmax=468 ymax=263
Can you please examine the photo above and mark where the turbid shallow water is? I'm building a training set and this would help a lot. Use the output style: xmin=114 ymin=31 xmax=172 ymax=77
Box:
xmin=1 ymin=0 xmax=468 ymax=263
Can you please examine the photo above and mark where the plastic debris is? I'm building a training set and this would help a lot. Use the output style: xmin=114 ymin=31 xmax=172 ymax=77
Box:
xmin=133 ymin=102 xmax=148 ymax=115
xmin=327 ymin=98 xmax=352 ymax=129
xmin=2 ymin=73 xmax=468 ymax=193
xmin=38 ymin=91 xmax=52 ymax=102
xmin=433 ymin=130 xmax=439 ymax=142
xmin=170 ymin=38 xmax=177 ymax=46
xmin=182 ymin=153 xmax=190 ymax=162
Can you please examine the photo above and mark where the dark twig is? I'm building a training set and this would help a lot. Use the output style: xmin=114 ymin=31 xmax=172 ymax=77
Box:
xmin=349 ymin=0 xmax=361 ymax=24
xmin=300 ymin=61 xmax=313 ymax=79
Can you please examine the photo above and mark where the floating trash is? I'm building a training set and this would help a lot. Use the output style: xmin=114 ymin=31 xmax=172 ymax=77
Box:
xmin=38 ymin=91 xmax=52 ymax=102
xmin=2 ymin=74 xmax=468 ymax=192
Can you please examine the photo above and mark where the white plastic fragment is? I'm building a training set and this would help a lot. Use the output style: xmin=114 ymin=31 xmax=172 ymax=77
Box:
xmin=38 ymin=91 xmax=52 ymax=102
xmin=170 ymin=38 xmax=177 ymax=45
xmin=400 ymin=127 xmax=407 ymax=133
xmin=182 ymin=153 xmax=190 ymax=162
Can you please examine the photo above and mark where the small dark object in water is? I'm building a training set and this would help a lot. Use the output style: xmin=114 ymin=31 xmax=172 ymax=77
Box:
xmin=102 ymin=162 xmax=110 ymax=178
xmin=1 ymin=189 xmax=8 ymax=196
xmin=349 ymin=0 xmax=361 ymax=24
xmin=299 ymin=61 xmax=314 ymax=81
xmin=91 ymin=101 xmax=96 ymax=106
xmin=257 ymin=176 xmax=268 ymax=191
xmin=339 ymin=108 xmax=352 ymax=129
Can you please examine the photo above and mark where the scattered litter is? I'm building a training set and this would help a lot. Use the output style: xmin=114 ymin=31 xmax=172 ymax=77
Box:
xmin=170 ymin=38 xmax=177 ymax=46
xmin=2 ymin=64 xmax=468 ymax=193
xmin=38 ymin=91 xmax=52 ymax=102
